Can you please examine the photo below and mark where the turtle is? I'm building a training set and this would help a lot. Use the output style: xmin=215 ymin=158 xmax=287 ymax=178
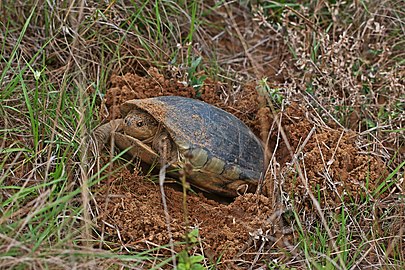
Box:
xmin=94 ymin=96 xmax=264 ymax=197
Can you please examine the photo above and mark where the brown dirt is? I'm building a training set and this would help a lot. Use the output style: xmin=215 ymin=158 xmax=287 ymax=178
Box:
xmin=96 ymin=172 xmax=276 ymax=267
xmin=94 ymin=69 xmax=394 ymax=268
xmin=271 ymin=104 xmax=390 ymax=209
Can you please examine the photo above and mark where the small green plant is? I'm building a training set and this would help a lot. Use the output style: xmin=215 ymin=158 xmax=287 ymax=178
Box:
xmin=176 ymin=250 xmax=205 ymax=270
xmin=258 ymin=77 xmax=285 ymax=107
xmin=176 ymin=229 xmax=205 ymax=270
xmin=188 ymin=56 xmax=207 ymax=97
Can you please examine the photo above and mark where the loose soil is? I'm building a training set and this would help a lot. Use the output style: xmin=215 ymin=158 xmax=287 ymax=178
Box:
xmin=94 ymin=69 xmax=393 ymax=268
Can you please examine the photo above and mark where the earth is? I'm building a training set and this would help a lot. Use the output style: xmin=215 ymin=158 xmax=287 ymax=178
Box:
xmin=93 ymin=68 xmax=392 ymax=268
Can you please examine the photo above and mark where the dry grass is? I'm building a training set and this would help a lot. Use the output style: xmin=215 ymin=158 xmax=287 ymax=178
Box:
xmin=0 ymin=0 xmax=404 ymax=269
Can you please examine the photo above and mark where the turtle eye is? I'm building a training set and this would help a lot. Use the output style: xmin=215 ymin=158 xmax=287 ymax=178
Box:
xmin=136 ymin=121 xmax=144 ymax=127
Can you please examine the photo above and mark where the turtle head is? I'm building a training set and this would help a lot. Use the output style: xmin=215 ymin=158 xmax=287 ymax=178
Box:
xmin=123 ymin=109 xmax=159 ymax=140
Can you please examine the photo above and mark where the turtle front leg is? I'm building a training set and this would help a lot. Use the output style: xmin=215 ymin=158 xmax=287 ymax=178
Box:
xmin=93 ymin=119 xmax=124 ymax=149
xmin=152 ymin=131 xmax=178 ymax=165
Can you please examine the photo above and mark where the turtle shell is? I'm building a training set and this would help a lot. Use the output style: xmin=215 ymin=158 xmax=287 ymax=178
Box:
xmin=121 ymin=96 xmax=264 ymax=196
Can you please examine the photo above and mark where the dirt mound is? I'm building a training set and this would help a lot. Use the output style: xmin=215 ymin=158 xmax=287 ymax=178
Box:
xmin=272 ymin=104 xmax=389 ymax=209
xmin=94 ymin=70 xmax=390 ymax=268
xmin=96 ymin=171 xmax=275 ymax=266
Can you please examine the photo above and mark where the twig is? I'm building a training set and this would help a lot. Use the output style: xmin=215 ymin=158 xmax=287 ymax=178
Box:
xmin=159 ymin=164 xmax=177 ymax=268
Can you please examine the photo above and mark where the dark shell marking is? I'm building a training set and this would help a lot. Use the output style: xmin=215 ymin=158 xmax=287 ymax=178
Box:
xmin=121 ymin=96 xmax=264 ymax=188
